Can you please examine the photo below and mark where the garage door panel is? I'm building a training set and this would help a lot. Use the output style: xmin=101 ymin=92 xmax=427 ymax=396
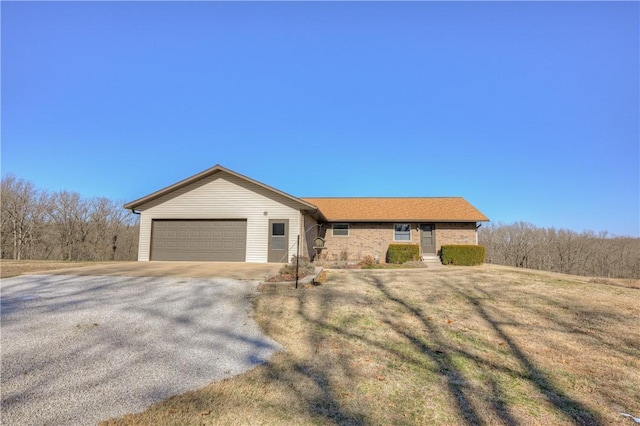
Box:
xmin=151 ymin=220 xmax=247 ymax=261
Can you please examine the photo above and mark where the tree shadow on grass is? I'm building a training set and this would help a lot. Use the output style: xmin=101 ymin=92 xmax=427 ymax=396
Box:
xmin=255 ymin=269 xmax=608 ymax=425
xmin=289 ymin=282 xmax=368 ymax=425
xmin=273 ymin=274 xmax=486 ymax=425
xmin=369 ymin=275 xmax=496 ymax=426
xmin=446 ymin=279 xmax=602 ymax=425
xmin=358 ymin=272 xmax=603 ymax=425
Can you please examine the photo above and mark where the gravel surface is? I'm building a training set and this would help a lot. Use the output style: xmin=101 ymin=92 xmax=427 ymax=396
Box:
xmin=1 ymin=274 xmax=281 ymax=425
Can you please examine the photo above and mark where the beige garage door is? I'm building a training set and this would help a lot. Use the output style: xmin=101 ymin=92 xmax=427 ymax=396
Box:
xmin=151 ymin=220 xmax=247 ymax=261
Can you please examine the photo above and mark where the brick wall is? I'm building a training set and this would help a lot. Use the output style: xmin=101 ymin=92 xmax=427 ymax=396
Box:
xmin=319 ymin=222 xmax=478 ymax=262
xmin=434 ymin=222 xmax=477 ymax=253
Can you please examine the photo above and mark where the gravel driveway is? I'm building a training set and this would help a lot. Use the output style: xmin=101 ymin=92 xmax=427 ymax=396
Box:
xmin=0 ymin=274 xmax=281 ymax=425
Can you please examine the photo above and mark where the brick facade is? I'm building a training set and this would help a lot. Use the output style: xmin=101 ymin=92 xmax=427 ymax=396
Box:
xmin=318 ymin=222 xmax=478 ymax=262
xmin=435 ymin=222 xmax=478 ymax=251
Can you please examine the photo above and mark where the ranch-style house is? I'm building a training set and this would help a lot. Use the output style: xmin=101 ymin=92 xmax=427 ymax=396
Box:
xmin=124 ymin=165 xmax=489 ymax=263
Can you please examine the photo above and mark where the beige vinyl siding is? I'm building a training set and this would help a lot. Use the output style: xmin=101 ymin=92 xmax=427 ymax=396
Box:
xmin=136 ymin=172 xmax=303 ymax=262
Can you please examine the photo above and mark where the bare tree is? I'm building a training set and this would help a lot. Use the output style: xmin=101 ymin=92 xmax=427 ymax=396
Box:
xmin=480 ymin=222 xmax=639 ymax=279
xmin=87 ymin=197 xmax=138 ymax=261
xmin=1 ymin=174 xmax=139 ymax=261
xmin=0 ymin=175 xmax=49 ymax=260
xmin=47 ymin=191 xmax=88 ymax=260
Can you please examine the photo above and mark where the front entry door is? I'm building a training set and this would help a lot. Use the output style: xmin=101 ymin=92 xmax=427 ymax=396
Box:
xmin=420 ymin=224 xmax=436 ymax=255
xmin=268 ymin=219 xmax=289 ymax=263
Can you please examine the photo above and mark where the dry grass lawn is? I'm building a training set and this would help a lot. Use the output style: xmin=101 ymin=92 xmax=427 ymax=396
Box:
xmin=99 ymin=265 xmax=639 ymax=425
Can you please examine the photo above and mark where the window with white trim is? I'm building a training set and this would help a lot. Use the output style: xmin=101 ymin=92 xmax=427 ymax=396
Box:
xmin=394 ymin=223 xmax=411 ymax=241
xmin=332 ymin=223 xmax=349 ymax=236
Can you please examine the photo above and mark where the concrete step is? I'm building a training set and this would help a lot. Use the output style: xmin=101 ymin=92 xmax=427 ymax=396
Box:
xmin=421 ymin=255 xmax=440 ymax=261
xmin=421 ymin=255 xmax=444 ymax=269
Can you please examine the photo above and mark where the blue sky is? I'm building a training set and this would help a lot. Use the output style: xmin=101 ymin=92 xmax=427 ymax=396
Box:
xmin=2 ymin=1 xmax=638 ymax=236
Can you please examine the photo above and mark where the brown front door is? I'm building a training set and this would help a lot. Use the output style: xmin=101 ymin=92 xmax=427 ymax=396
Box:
xmin=268 ymin=219 xmax=289 ymax=263
xmin=420 ymin=224 xmax=436 ymax=255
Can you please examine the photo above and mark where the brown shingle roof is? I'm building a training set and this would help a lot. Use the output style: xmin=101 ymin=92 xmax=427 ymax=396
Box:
xmin=301 ymin=197 xmax=489 ymax=222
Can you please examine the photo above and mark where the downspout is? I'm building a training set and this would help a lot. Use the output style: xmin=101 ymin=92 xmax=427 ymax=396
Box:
xmin=128 ymin=209 xmax=142 ymax=261
xmin=475 ymin=223 xmax=482 ymax=245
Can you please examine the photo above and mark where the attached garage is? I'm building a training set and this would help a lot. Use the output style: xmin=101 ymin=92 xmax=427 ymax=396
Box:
xmin=150 ymin=220 xmax=247 ymax=261
xmin=124 ymin=165 xmax=320 ymax=262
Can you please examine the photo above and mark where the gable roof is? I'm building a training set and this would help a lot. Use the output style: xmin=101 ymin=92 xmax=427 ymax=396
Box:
xmin=124 ymin=165 xmax=488 ymax=223
xmin=300 ymin=197 xmax=489 ymax=222
xmin=124 ymin=164 xmax=319 ymax=212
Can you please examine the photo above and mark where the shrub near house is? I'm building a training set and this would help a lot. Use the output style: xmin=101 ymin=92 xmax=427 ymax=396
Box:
xmin=441 ymin=245 xmax=486 ymax=266
xmin=386 ymin=244 xmax=421 ymax=264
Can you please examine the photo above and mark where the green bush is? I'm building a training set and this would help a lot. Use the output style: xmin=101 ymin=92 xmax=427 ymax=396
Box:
xmin=441 ymin=245 xmax=486 ymax=266
xmin=386 ymin=244 xmax=420 ymax=264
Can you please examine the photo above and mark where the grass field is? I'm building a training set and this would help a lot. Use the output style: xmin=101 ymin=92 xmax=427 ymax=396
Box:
xmin=92 ymin=265 xmax=639 ymax=425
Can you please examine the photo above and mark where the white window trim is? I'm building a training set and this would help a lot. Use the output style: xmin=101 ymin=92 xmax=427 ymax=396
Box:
xmin=332 ymin=223 xmax=349 ymax=237
xmin=393 ymin=223 xmax=412 ymax=242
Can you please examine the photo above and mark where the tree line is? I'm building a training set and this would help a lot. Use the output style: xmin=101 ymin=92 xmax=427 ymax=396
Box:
xmin=1 ymin=174 xmax=139 ymax=261
xmin=479 ymin=222 xmax=639 ymax=279
xmin=3 ymin=173 xmax=638 ymax=278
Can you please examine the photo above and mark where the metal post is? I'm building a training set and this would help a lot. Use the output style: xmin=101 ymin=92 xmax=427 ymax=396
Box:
xmin=295 ymin=235 xmax=300 ymax=289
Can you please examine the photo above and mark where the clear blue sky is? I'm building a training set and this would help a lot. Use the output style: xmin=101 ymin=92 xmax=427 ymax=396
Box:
xmin=2 ymin=1 xmax=638 ymax=236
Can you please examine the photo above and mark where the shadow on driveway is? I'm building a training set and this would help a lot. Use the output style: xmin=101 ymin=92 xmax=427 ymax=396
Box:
xmin=0 ymin=273 xmax=281 ymax=425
